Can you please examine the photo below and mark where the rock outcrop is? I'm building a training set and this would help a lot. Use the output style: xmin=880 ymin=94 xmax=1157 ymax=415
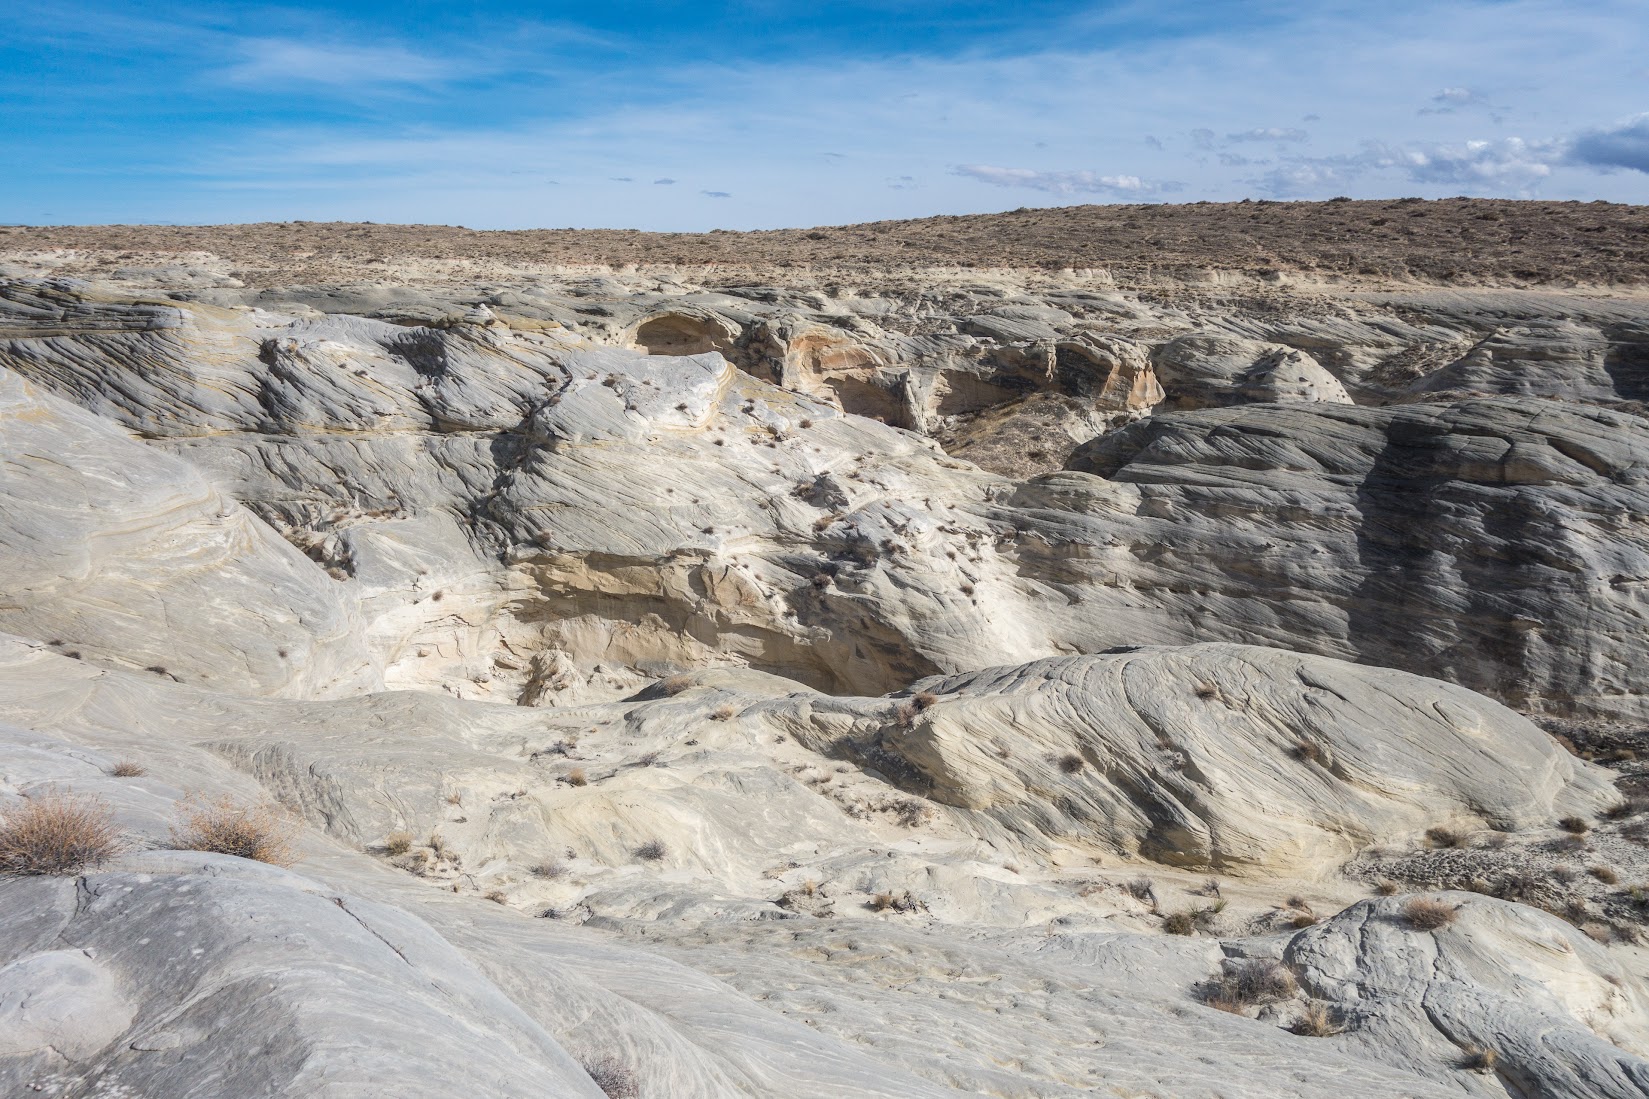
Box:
xmin=1 ymin=251 xmax=1648 ymax=1099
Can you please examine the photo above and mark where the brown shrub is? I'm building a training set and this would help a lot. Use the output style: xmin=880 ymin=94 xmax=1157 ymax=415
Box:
xmin=1374 ymin=878 xmax=1400 ymax=896
xmin=710 ymin=704 xmax=736 ymax=721
xmin=659 ymin=674 xmax=692 ymax=696
xmin=1199 ymin=958 xmax=1297 ymax=1014
xmin=1559 ymin=815 xmax=1590 ymax=834
xmin=634 ymin=839 xmax=666 ymax=862
xmin=1292 ymin=739 xmax=1325 ymax=764
xmin=1403 ymin=896 xmax=1458 ymax=931
xmin=1425 ymin=826 xmax=1464 ymax=849
xmin=383 ymin=830 xmax=414 ymax=856
xmin=1163 ymin=910 xmax=1197 ymax=935
xmin=1057 ymin=753 xmax=1086 ymax=774
xmin=561 ymin=768 xmax=588 ymax=787
xmin=109 ymin=761 xmax=146 ymax=778
xmin=169 ymin=795 xmax=296 ymax=866
xmin=913 ymin=691 xmax=939 ymax=711
xmin=1290 ymin=1001 xmax=1345 ymax=1037
xmin=1460 ymin=1045 xmax=1499 ymax=1074
xmin=0 ymin=794 xmax=122 ymax=875
xmin=1590 ymin=865 xmax=1619 ymax=884
xmin=582 ymin=1055 xmax=639 ymax=1098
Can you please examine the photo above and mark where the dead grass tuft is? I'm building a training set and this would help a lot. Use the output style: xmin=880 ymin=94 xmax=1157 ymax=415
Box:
xmin=1558 ymin=815 xmax=1590 ymax=834
xmin=1057 ymin=753 xmax=1086 ymax=774
xmin=109 ymin=761 xmax=146 ymax=778
xmin=710 ymin=704 xmax=736 ymax=721
xmin=582 ymin=1054 xmax=640 ymax=1098
xmin=1402 ymin=896 xmax=1458 ymax=931
xmin=1199 ymin=958 xmax=1297 ymax=1014
xmin=383 ymin=830 xmax=414 ymax=856
xmin=1425 ymin=826 xmax=1464 ymax=849
xmin=1460 ymin=1045 xmax=1499 ymax=1074
xmin=0 ymin=794 xmax=122 ymax=875
xmin=634 ymin=839 xmax=667 ymax=862
xmin=170 ymin=796 xmax=297 ymax=866
xmin=1290 ymin=1000 xmax=1345 ymax=1037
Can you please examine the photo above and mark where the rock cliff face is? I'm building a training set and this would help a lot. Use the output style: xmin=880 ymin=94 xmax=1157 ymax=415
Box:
xmin=1 ymin=234 xmax=1648 ymax=1099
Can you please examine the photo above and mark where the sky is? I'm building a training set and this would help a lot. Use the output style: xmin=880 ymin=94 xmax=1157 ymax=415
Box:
xmin=2 ymin=0 xmax=1647 ymax=229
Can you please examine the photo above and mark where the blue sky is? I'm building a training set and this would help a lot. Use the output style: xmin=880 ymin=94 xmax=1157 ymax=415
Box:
xmin=2 ymin=0 xmax=1647 ymax=228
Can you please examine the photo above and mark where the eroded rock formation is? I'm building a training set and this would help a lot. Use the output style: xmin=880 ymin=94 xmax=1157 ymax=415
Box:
xmin=1 ymin=247 xmax=1647 ymax=1099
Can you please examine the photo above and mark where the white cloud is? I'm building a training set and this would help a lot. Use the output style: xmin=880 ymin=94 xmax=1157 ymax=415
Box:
xmin=1255 ymin=135 xmax=1561 ymax=196
xmin=1393 ymin=136 xmax=1559 ymax=186
xmin=950 ymin=165 xmax=1182 ymax=196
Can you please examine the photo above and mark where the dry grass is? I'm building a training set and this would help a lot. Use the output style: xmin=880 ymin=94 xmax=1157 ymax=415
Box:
xmin=1374 ymin=878 xmax=1401 ymax=896
xmin=582 ymin=1055 xmax=640 ymax=1099
xmin=1163 ymin=910 xmax=1197 ymax=935
xmin=1425 ymin=826 xmax=1464 ymax=849
xmin=634 ymin=839 xmax=667 ymax=862
xmin=561 ymin=768 xmax=588 ymax=787
xmin=1403 ymin=896 xmax=1458 ymax=931
xmin=659 ymin=674 xmax=692 ymax=696
xmin=0 ymin=794 xmax=122 ymax=875
xmin=710 ymin=704 xmax=736 ymax=721
xmin=1559 ymin=815 xmax=1591 ymax=834
xmin=1290 ymin=1001 xmax=1345 ymax=1037
xmin=383 ymin=830 xmax=414 ymax=856
xmin=532 ymin=859 xmax=568 ymax=879
xmin=169 ymin=796 xmax=297 ymax=866
xmin=866 ymin=889 xmax=923 ymax=914
xmin=1460 ymin=1045 xmax=1499 ymax=1074
xmin=108 ymin=761 xmax=146 ymax=778
xmin=1199 ymin=958 xmax=1298 ymax=1014
xmin=1590 ymin=865 xmax=1619 ymax=884
xmin=1057 ymin=753 xmax=1086 ymax=774
xmin=1291 ymin=740 xmax=1325 ymax=764
xmin=913 ymin=691 xmax=939 ymax=711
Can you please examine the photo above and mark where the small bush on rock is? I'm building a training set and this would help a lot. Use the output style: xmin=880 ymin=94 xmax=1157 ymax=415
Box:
xmin=634 ymin=839 xmax=666 ymax=862
xmin=169 ymin=795 xmax=296 ymax=866
xmin=1290 ymin=1001 xmax=1345 ymax=1037
xmin=1460 ymin=1045 xmax=1498 ymax=1074
xmin=582 ymin=1055 xmax=640 ymax=1098
xmin=383 ymin=831 xmax=413 ymax=856
xmin=1199 ymin=958 xmax=1297 ymax=1014
xmin=1403 ymin=896 xmax=1457 ymax=930
xmin=0 ymin=794 xmax=122 ymax=875
xmin=109 ymin=761 xmax=146 ymax=778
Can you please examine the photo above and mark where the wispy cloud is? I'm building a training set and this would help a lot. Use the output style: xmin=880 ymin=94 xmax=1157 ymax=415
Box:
xmin=213 ymin=38 xmax=458 ymax=90
xmin=951 ymin=165 xmax=1183 ymax=197
xmin=1226 ymin=127 xmax=1309 ymax=143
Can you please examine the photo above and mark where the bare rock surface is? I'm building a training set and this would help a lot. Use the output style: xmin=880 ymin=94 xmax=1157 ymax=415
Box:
xmin=1 ymin=238 xmax=1648 ymax=1097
